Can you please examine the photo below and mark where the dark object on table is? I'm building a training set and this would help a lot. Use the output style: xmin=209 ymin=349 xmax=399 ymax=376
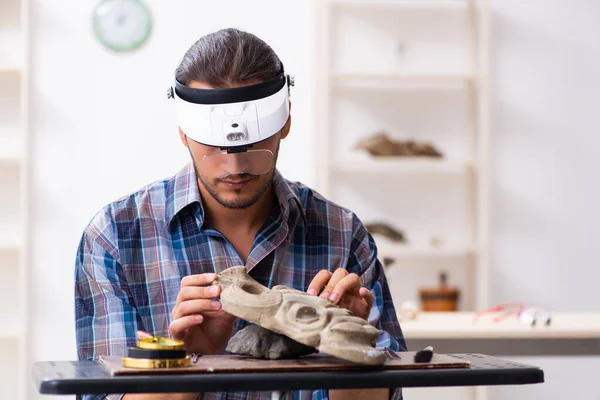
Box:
xmin=384 ymin=347 xmax=401 ymax=360
xmin=355 ymin=132 xmax=443 ymax=158
xmin=419 ymin=271 xmax=460 ymax=312
xmin=366 ymin=222 xmax=406 ymax=243
xmin=414 ymin=346 xmax=434 ymax=363
xmin=226 ymin=324 xmax=317 ymax=359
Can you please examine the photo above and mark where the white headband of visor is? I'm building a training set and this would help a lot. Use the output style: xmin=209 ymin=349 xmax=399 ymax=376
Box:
xmin=167 ymin=66 xmax=294 ymax=149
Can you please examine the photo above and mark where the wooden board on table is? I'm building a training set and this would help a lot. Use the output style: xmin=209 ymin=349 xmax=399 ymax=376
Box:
xmin=99 ymin=351 xmax=470 ymax=376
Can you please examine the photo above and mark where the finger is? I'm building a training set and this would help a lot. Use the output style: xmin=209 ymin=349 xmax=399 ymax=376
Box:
xmin=329 ymin=273 xmax=361 ymax=303
xmin=360 ymin=287 xmax=375 ymax=311
xmin=306 ymin=270 xmax=333 ymax=296
xmin=175 ymin=285 xmax=221 ymax=308
xmin=136 ymin=330 xmax=153 ymax=340
xmin=320 ymin=268 xmax=350 ymax=299
xmin=180 ymin=273 xmax=217 ymax=288
xmin=169 ymin=315 xmax=204 ymax=340
xmin=173 ymin=299 xmax=222 ymax=319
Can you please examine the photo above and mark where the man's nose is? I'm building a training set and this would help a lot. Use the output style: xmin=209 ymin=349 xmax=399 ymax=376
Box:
xmin=222 ymin=153 xmax=250 ymax=174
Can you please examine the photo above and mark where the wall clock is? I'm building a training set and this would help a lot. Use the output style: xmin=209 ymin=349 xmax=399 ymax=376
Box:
xmin=92 ymin=0 xmax=153 ymax=52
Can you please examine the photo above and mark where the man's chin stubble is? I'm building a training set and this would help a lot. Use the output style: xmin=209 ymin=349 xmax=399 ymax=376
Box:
xmin=202 ymin=176 xmax=273 ymax=210
xmin=190 ymin=156 xmax=276 ymax=210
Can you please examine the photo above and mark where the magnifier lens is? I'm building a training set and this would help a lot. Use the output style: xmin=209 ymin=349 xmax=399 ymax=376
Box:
xmin=200 ymin=149 xmax=274 ymax=177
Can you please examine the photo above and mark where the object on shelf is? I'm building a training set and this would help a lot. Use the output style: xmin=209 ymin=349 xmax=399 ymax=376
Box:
xmin=366 ymin=222 xmax=407 ymax=243
xmin=382 ymin=257 xmax=396 ymax=268
xmin=354 ymin=132 xmax=443 ymax=158
xmin=396 ymin=41 xmax=408 ymax=59
xmin=429 ymin=235 xmax=444 ymax=248
xmin=397 ymin=301 xmax=419 ymax=322
xmin=215 ymin=266 xmax=386 ymax=365
xmin=473 ymin=303 xmax=552 ymax=327
xmin=418 ymin=271 xmax=460 ymax=312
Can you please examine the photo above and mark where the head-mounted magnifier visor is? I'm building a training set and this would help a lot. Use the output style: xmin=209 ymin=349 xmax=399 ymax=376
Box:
xmin=169 ymin=66 xmax=292 ymax=140
xmin=199 ymin=147 xmax=274 ymax=178
xmin=168 ymin=65 xmax=293 ymax=177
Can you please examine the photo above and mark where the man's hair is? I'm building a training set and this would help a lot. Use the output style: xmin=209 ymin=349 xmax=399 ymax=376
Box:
xmin=175 ymin=28 xmax=282 ymax=88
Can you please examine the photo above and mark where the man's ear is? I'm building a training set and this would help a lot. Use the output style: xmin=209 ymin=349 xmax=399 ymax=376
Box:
xmin=179 ymin=127 xmax=189 ymax=148
xmin=280 ymin=101 xmax=292 ymax=140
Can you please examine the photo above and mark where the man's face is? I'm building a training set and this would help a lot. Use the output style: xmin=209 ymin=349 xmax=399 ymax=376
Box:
xmin=184 ymin=133 xmax=281 ymax=210
xmin=179 ymin=80 xmax=290 ymax=210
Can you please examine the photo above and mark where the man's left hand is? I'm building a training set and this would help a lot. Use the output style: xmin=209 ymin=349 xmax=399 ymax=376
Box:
xmin=306 ymin=269 xmax=374 ymax=321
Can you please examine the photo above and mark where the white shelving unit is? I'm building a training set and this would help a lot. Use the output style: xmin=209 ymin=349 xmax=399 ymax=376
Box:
xmin=314 ymin=0 xmax=490 ymax=312
xmin=314 ymin=7 xmax=490 ymax=399
xmin=0 ymin=0 xmax=29 ymax=399
xmin=313 ymin=3 xmax=597 ymax=399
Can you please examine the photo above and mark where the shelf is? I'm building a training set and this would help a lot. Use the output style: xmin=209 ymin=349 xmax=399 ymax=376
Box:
xmin=378 ymin=244 xmax=474 ymax=259
xmin=0 ymin=68 xmax=21 ymax=75
xmin=0 ymin=72 xmax=22 ymax=165
xmin=330 ymin=156 xmax=472 ymax=174
xmin=0 ymin=239 xmax=21 ymax=252
xmin=329 ymin=0 xmax=472 ymax=76
xmin=0 ymin=165 xmax=22 ymax=260
xmin=0 ymin=249 xmax=20 ymax=332
xmin=0 ymin=152 xmax=22 ymax=166
xmin=0 ymin=333 xmax=20 ymax=400
xmin=0 ymin=327 xmax=21 ymax=340
xmin=331 ymin=73 xmax=472 ymax=90
xmin=0 ymin=0 xmax=23 ymax=72
xmin=400 ymin=312 xmax=600 ymax=339
xmin=330 ymin=0 xmax=471 ymax=10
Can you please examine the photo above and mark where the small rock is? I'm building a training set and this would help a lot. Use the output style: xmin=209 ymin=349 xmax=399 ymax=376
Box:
xmin=226 ymin=324 xmax=317 ymax=359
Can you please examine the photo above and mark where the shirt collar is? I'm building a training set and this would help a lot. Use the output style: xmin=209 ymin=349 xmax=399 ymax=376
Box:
xmin=272 ymin=169 xmax=307 ymax=227
xmin=166 ymin=162 xmax=306 ymax=228
xmin=166 ymin=162 xmax=203 ymax=228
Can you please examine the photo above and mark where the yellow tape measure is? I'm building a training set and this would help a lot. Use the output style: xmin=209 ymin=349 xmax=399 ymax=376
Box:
xmin=122 ymin=356 xmax=191 ymax=369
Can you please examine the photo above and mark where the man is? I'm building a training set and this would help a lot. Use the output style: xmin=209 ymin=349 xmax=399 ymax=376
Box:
xmin=74 ymin=28 xmax=406 ymax=400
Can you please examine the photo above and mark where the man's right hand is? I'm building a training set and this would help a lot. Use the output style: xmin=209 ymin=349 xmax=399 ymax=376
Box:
xmin=169 ymin=272 xmax=236 ymax=355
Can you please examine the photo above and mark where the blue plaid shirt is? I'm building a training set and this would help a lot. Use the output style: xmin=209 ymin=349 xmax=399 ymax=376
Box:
xmin=74 ymin=162 xmax=406 ymax=400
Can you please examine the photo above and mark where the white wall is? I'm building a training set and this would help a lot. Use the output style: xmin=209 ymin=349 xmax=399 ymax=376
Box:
xmin=27 ymin=0 xmax=600 ymax=399
xmin=487 ymin=0 xmax=600 ymax=398
xmin=489 ymin=0 xmax=600 ymax=311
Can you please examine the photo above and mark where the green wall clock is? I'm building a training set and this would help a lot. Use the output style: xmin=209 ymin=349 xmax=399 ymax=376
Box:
xmin=92 ymin=0 xmax=153 ymax=52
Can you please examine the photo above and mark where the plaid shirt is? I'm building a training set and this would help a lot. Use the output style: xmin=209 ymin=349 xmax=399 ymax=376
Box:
xmin=75 ymin=162 xmax=406 ymax=400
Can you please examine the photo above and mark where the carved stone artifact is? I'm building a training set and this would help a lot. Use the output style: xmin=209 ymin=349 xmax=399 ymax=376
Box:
xmin=215 ymin=266 xmax=386 ymax=365
xmin=226 ymin=324 xmax=317 ymax=359
xmin=355 ymin=132 xmax=443 ymax=158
